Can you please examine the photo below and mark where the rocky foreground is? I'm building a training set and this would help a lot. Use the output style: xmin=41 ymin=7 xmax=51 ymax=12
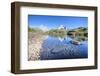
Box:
xmin=28 ymin=32 xmax=45 ymax=61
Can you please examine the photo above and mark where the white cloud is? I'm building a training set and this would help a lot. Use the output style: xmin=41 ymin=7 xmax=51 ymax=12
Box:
xmin=39 ymin=25 xmax=49 ymax=31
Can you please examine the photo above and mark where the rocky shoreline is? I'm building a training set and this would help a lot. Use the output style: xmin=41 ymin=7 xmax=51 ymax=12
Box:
xmin=28 ymin=32 xmax=45 ymax=61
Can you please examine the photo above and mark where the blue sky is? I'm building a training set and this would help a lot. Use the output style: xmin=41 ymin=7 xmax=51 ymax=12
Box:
xmin=28 ymin=15 xmax=88 ymax=31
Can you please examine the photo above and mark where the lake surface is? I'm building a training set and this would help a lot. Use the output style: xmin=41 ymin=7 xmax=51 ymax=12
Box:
xmin=40 ymin=36 xmax=88 ymax=60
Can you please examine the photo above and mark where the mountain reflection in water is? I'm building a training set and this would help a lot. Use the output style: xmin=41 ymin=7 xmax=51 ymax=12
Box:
xmin=40 ymin=35 xmax=88 ymax=60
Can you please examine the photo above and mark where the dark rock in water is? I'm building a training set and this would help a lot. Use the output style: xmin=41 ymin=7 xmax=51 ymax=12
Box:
xmin=50 ymin=45 xmax=67 ymax=54
xmin=70 ymin=40 xmax=82 ymax=45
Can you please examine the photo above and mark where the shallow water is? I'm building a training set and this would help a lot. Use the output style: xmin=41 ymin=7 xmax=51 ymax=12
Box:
xmin=40 ymin=36 xmax=88 ymax=60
